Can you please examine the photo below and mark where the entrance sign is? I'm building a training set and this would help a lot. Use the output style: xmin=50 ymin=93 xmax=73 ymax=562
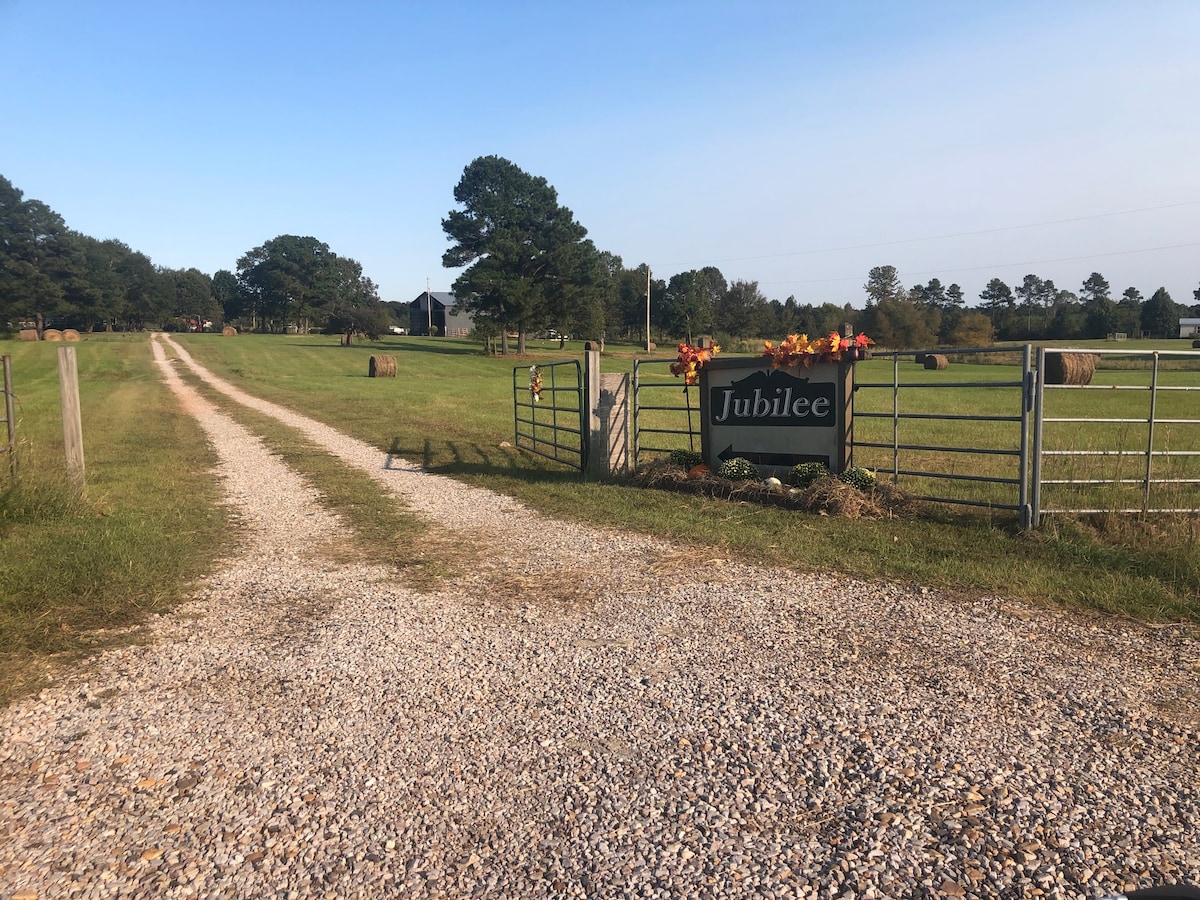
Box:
xmin=700 ymin=358 xmax=853 ymax=476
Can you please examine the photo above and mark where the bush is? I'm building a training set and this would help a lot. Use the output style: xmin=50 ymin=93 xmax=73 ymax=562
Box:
xmin=787 ymin=461 xmax=828 ymax=488
xmin=716 ymin=457 xmax=758 ymax=481
xmin=838 ymin=466 xmax=877 ymax=491
xmin=669 ymin=449 xmax=705 ymax=469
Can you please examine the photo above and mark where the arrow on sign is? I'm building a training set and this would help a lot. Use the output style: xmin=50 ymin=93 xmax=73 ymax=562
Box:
xmin=716 ymin=446 xmax=829 ymax=467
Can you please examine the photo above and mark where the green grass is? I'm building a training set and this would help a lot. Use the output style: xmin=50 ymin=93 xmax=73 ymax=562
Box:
xmin=0 ymin=335 xmax=235 ymax=703
xmin=3 ymin=331 xmax=1196 ymax=708
xmin=174 ymin=333 xmax=1200 ymax=624
xmin=180 ymin=370 xmax=467 ymax=591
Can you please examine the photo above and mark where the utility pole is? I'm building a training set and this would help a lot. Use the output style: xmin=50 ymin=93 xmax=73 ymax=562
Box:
xmin=645 ymin=266 xmax=652 ymax=352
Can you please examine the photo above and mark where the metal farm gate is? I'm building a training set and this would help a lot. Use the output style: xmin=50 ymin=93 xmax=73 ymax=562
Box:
xmin=852 ymin=347 xmax=1035 ymax=528
xmin=1031 ymin=347 xmax=1200 ymax=519
xmin=631 ymin=357 xmax=702 ymax=466
xmin=512 ymin=360 xmax=586 ymax=471
xmin=629 ymin=345 xmax=1200 ymax=527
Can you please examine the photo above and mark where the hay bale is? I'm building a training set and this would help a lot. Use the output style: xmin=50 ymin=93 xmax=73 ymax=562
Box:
xmin=62 ymin=329 xmax=81 ymax=342
xmin=1044 ymin=352 xmax=1096 ymax=385
xmin=914 ymin=352 xmax=927 ymax=364
xmin=923 ymin=353 xmax=948 ymax=370
xmin=18 ymin=328 xmax=39 ymax=341
xmin=42 ymin=328 xmax=63 ymax=342
xmin=222 ymin=325 xmax=238 ymax=336
xmin=1193 ymin=339 xmax=1200 ymax=349
xmin=369 ymin=355 xmax=397 ymax=377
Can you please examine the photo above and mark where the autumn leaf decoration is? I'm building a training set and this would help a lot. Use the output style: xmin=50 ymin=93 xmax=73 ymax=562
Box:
xmin=763 ymin=331 xmax=873 ymax=370
xmin=669 ymin=342 xmax=721 ymax=386
xmin=529 ymin=365 xmax=543 ymax=402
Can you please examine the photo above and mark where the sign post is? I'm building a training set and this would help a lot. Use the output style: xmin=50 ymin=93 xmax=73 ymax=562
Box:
xmin=699 ymin=357 xmax=853 ymax=478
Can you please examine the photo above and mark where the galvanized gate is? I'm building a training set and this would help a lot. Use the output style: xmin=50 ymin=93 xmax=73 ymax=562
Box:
xmin=631 ymin=357 xmax=702 ymax=466
xmin=852 ymin=347 xmax=1034 ymax=528
xmin=627 ymin=345 xmax=1200 ymax=528
xmin=1031 ymin=347 xmax=1200 ymax=518
xmin=513 ymin=360 xmax=585 ymax=471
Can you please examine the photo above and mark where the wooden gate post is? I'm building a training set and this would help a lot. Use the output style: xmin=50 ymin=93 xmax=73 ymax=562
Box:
xmin=57 ymin=346 xmax=85 ymax=496
xmin=584 ymin=344 xmax=603 ymax=478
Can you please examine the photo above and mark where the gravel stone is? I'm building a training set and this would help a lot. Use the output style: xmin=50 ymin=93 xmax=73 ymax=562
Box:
xmin=0 ymin=333 xmax=1196 ymax=899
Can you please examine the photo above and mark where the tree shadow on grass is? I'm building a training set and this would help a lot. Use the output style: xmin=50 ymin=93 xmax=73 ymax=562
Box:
xmin=385 ymin=436 xmax=583 ymax=486
xmin=306 ymin=338 xmax=487 ymax=358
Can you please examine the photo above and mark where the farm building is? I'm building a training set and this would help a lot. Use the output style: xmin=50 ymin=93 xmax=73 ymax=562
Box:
xmin=409 ymin=291 xmax=474 ymax=337
xmin=1180 ymin=317 xmax=1200 ymax=338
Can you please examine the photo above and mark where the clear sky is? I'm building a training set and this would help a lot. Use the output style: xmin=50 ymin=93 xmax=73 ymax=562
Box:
xmin=3 ymin=0 xmax=1198 ymax=309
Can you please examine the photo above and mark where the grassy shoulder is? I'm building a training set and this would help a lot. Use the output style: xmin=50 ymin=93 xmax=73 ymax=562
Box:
xmin=180 ymin=373 xmax=465 ymax=591
xmin=176 ymin=333 xmax=1200 ymax=624
xmin=0 ymin=335 xmax=235 ymax=704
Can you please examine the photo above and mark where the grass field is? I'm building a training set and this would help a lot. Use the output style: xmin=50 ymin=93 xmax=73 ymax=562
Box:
xmin=2 ymin=332 xmax=1197 ymax=704
xmin=0 ymin=335 xmax=234 ymax=703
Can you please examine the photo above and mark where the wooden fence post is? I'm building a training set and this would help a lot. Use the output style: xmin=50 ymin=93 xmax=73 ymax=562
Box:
xmin=2 ymin=355 xmax=15 ymax=482
xmin=57 ymin=346 xmax=85 ymax=497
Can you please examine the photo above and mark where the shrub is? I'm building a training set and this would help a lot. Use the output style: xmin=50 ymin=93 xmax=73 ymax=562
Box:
xmin=787 ymin=461 xmax=828 ymax=488
xmin=838 ymin=466 xmax=877 ymax=491
xmin=669 ymin=449 xmax=705 ymax=469
xmin=716 ymin=457 xmax=758 ymax=481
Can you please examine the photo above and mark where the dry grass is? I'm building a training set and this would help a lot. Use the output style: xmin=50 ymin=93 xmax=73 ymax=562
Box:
xmin=627 ymin=461 xmax=915 ymax=519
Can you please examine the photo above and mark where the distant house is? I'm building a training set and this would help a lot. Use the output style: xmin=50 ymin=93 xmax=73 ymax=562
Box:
xmin=409 ymin=291 xmax=474 ymax=337
xmin=1180 ymin=317 xmax=1200 ymax=338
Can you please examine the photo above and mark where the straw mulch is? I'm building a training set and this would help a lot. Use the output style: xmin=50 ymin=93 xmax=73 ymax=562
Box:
xmin=627 ymin=460 xmax=914 ymax=519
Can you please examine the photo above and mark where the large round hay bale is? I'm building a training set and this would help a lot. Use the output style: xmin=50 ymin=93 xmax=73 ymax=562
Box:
xmin=42 ymin=328 xmax=63 ymax=342
xmin=62 ymin=329 xmax=81 ymax=342
xmin=1193 ymin=339 xmax=1200 ymax=349
xmin=923 ymin=353 xmax=948 ymax=370
xmin=222 ymin=325 xmax=238 ymax=336
xmin=369 ymin=355 xmax=397 ymax=377
xmin=914 ymin=352 xmax=927 ymax=364
xmin=1044 ymin=352 xmax=1096 ymax=385
xmin=18 ymin=328 xmax=39 ymax=341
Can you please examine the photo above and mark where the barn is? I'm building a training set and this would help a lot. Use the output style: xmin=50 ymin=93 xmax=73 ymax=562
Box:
xmin=1180 ymin=317 xmax=1200 ymax=338
xmin=409 ymin=292 xmax=474 ymax=337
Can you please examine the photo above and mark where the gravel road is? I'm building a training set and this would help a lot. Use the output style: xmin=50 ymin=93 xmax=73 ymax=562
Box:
xmin=1 ymin=333 xmax=1197 ymax=900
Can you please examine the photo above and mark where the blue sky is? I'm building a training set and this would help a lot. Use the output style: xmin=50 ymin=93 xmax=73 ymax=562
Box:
xmin=3 ymin=0 xmax=1198 ymax=308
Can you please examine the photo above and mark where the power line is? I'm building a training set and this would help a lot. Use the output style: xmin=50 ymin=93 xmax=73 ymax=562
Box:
xmin=661 ymin=199 xmax=1200 ymax=270
xmin=756 ymin=239 xmax=1200 ymax=287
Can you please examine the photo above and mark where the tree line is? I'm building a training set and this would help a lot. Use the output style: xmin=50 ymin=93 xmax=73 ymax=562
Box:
xmin=0 ymin=175 xmax=387 ymax=340
xmin=858 ymin=265 xmax=1199 ymax=349
xmin=5 ymin=166 xmax=1198 ymax=349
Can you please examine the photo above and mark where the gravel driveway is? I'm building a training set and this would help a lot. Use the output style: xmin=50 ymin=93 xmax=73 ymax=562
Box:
xmin=1 ymin=334 xmax=1197 ymax=900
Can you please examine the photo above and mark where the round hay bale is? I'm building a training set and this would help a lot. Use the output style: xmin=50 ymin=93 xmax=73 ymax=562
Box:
xmin=923 ymin=353 xmax=948 ymax=370
xmin=1044 ymin=351 xmax=1096 ymax=385
xmin=914 ymin=352 xmax=927 ymax=364
xmin=222 ymin=325 xmax=238 ymax=336
xmin=42 ymin=328 xmax=63 ymax=342
xmin=62 ymin=329 xmax=81 ymax=342
xmin=1193 ymin=339 xmax=1200 ymax=349
xmin=18 ymin=328 xmax=39 ymax=341
xmin=369 ymin=355 xmax=397 ymax=378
